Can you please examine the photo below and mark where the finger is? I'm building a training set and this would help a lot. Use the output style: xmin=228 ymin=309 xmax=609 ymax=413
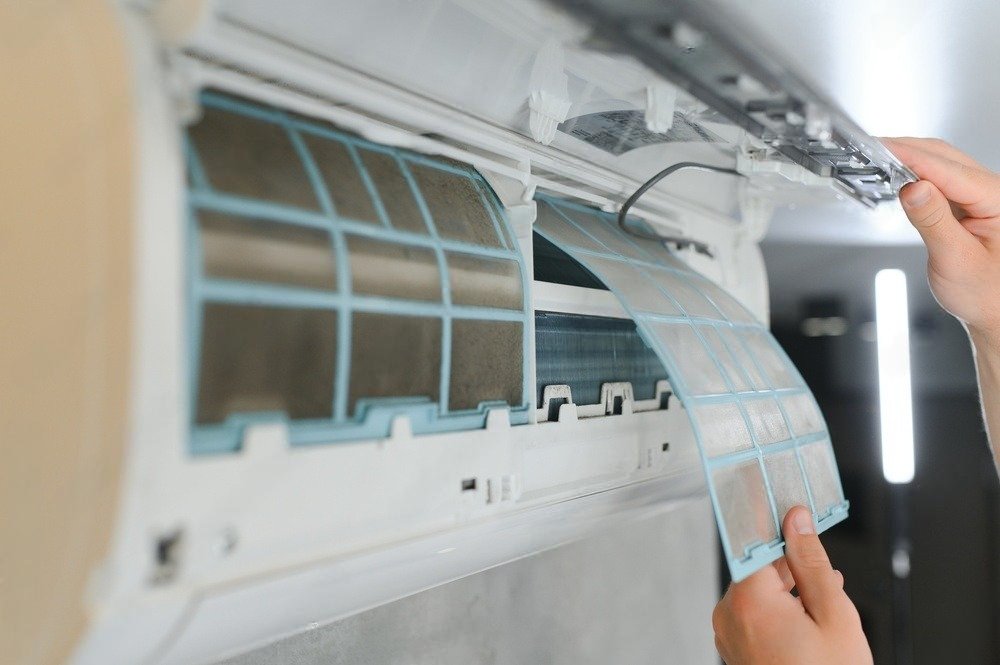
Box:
xmin=833 ymin=569 xmax=845 ymax=589
xmin=882 ymin=137 xmax=985 ymax=170
xmin=884 ymin=144 xmax=1000 ymax=215
xmin=959 ymin=215 xmax=1000 ymax=244
xmin=773 ymin=557 xmax=794 ymax=593
xmin=730 ymin=557 xmax=788 ymax=597
xmin=899 ymin=180 xmax=983 ymax=261
xmin=782 ymin=506 xmax=846 ymax=625
xmin=715 ymin=562 xmax=788 ymax=630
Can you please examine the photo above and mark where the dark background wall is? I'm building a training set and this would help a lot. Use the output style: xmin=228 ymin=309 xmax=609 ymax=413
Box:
xmin=774 ymin=316 xmax=1000 ymax=665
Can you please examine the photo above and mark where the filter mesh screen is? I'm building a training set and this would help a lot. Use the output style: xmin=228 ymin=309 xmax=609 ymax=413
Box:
xmin=346 ymin=235 xmax=442 ymax=302
xmin=535 ymin=197 xmax=848 ymax=581
xmin=582 ymin=256 xmax=681 ymax=315
xmin=188 ymin=105 xmax=320 ymax=210
xmin=649 ymin=323 xmax=728 ymax=395
xmin=744 ymin=398 xmax=791 ymax=446
xmin=764 ymin=450 xmax=812 ymax=527
xmin=700 ymin=326 xmax=752 ymax=393
xmin=647 ymin=271 xmax=721 ymax=319
xmin=713 ymin=460 xmax=779 ymax=560
xmin=782 ymin=393 xmax=824 ymax=437
xmin=185 ymin=91 xmax=531 ymax=453
xmin=199 ymin=211 xmax=337 ymax=291
xmin=801 ymin=440 xmax=845 ymax=518
xmin=692 ymin=403 xmax=753 ymax=458
xmin=447 ymin=253 xmax=523 ymax=310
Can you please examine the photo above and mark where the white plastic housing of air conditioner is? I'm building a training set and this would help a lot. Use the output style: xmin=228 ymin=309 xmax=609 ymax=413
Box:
xmin=6 ymin=1 xmax=803 ymax=664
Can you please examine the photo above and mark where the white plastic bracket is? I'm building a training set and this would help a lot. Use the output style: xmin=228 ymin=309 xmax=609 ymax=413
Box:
xmin=485 ymin=408 xmax=512 ymax=431
xmin=654 ymin=380 xmax=673 ymax=409
xmin=736 ymin=147 xmax=829 ymax=189
xmin=527 ymin=41 xmax=572 ymax=145
xmin=600 ymin=382 xmax=635 ymax=417
xmin=540 ymin=384 xmax=574 ymax=423
xmin=241 ymin=422 xmax=290 ymax=459
xmin=645 ymin=83 xmax=677 ymax=134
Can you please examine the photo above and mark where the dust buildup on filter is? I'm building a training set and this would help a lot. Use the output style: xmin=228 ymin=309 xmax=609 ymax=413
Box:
xmin=744 ymin=398 xmax=791 ymax=445
xmin=738 ymin=329 xmax=800 ymax=389
xmin=534 ymin=201 xmax=606 ymax=253
xmin=411 ymin=166 xmax=502 ymax=248
xmin=189 ymin=106 xmax=321 ymax=211
xmin=581 ymin=256 xmax=680 ymax=315
xmin=692 ymin=277 xmax=758 ymax=324
xmin=449 ymin=319 xmax=524 ymax=412
xmin=447 ymin=253 xmax=523 ymax=310
xmin=348 ymin=313 xmax=442 ymax=416
xmin=303 ymin=134 xmax=381 ymax=224
xmin=712 ymin=460 xmax=778 ymax=559
xmin=650 ymin=323 xmax=728 ymax=395
xmin=692 ymin=402 xmax=754 ymax=457
xmin=800 ymin=441 xmax=844 ymax=517
xmin=699 ymin=326 xmax=751 ymax=392
xmin=781 ymin=393 xmax=824 ymax=436
xmin=358 ymin=148 xmax=429 ymax=234
xmin=196 ymin=304 xmax=336 ymax=424
xmin=647 ymin=270 xmax=721 ymax=319
xmin=557 ymin=207 xmax=652 ymax=261
xmin=717 ymin=327 xmax=767 ymax=389
xmin=764 ymin=450 xmax=811 ymax=525
xmin=199 ymin=211 xmax=337 ymax=291
xmin=347 ymin=235 xmax=442 ymax=302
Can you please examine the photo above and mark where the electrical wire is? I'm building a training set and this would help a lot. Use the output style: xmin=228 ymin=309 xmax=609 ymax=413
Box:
xmin=617 ymin=161 xmax=746 ymax=257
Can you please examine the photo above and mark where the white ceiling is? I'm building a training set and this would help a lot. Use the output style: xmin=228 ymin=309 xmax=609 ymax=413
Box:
xmin=714 ymin=0 xmax=999 ymax=162
xmin=720 ymin=0 xmax=1000 ymax=245
xmin=706 ymin=0 xmax=996 ymax=323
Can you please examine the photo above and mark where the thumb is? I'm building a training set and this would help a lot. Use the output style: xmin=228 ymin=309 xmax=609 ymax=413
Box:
xmin=898 ymin=180 xmax=968 ymax=259
xmin=783 ymin=506 xmax=845 ymax=625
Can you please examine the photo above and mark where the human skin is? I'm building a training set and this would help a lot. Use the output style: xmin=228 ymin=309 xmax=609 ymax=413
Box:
xmin=712 ymin=506 xmax=873 ymax=665
xmin=883 ymin=138 xmax=1000 ymax=473
xmin=713 ymin=137 xmax=1000 ymax=663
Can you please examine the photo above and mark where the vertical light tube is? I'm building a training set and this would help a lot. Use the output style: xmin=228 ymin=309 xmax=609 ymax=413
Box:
xmin=876 ymin=269 xmax=915 ymax=484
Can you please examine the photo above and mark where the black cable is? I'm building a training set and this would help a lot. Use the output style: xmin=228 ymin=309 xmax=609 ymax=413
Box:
xmin=617 ymin=161 xmax=746 ymax=258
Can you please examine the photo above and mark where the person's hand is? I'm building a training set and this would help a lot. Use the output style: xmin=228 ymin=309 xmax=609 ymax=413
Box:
xmin=883 ymin=137 xmax=1000 ymax=338
xmin=712 ymin=506 xmax=873 ymax=665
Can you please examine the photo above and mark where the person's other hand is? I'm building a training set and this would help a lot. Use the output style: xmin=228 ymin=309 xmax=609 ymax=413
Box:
xmin=883 ymin=137 xmax=1000 ymax=337
xmin=712 ymin=506 xmax=873 ymax=665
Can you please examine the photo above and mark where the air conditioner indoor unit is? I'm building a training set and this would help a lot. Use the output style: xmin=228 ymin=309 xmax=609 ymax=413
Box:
xmin=2 ymin=1 xmax=913 ymax=664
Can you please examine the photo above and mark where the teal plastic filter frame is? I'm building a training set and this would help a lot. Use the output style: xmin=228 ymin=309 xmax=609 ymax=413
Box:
xmin=183 ymin=91 xmax=532 ymax=455
xmin=535 ymin=196 xmax=849 ymax=582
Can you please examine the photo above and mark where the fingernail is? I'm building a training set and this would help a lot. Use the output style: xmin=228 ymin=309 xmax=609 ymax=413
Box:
xmin=901 ymin=181 xmax=931 ymax=207
xmin=791 ymin=509 xmax=816 ymax=535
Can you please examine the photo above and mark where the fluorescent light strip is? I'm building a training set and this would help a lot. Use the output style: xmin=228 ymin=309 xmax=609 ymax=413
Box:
xmin=875 ymin=269 xmax=915 ymax=484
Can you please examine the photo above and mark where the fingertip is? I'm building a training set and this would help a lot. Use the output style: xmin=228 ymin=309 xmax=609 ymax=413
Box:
xmin=900 ymin=180 xmax=932 ymax=208
xmin=783 ymin=505 xmax=816 ymax=536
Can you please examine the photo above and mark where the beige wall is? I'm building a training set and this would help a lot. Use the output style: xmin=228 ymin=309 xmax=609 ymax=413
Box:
xmin=0 ymin=2 xmax=134 ymax=664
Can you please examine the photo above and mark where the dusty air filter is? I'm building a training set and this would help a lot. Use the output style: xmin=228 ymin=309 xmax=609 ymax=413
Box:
xmin=535 ymin=196 xmax=848 ymax=581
